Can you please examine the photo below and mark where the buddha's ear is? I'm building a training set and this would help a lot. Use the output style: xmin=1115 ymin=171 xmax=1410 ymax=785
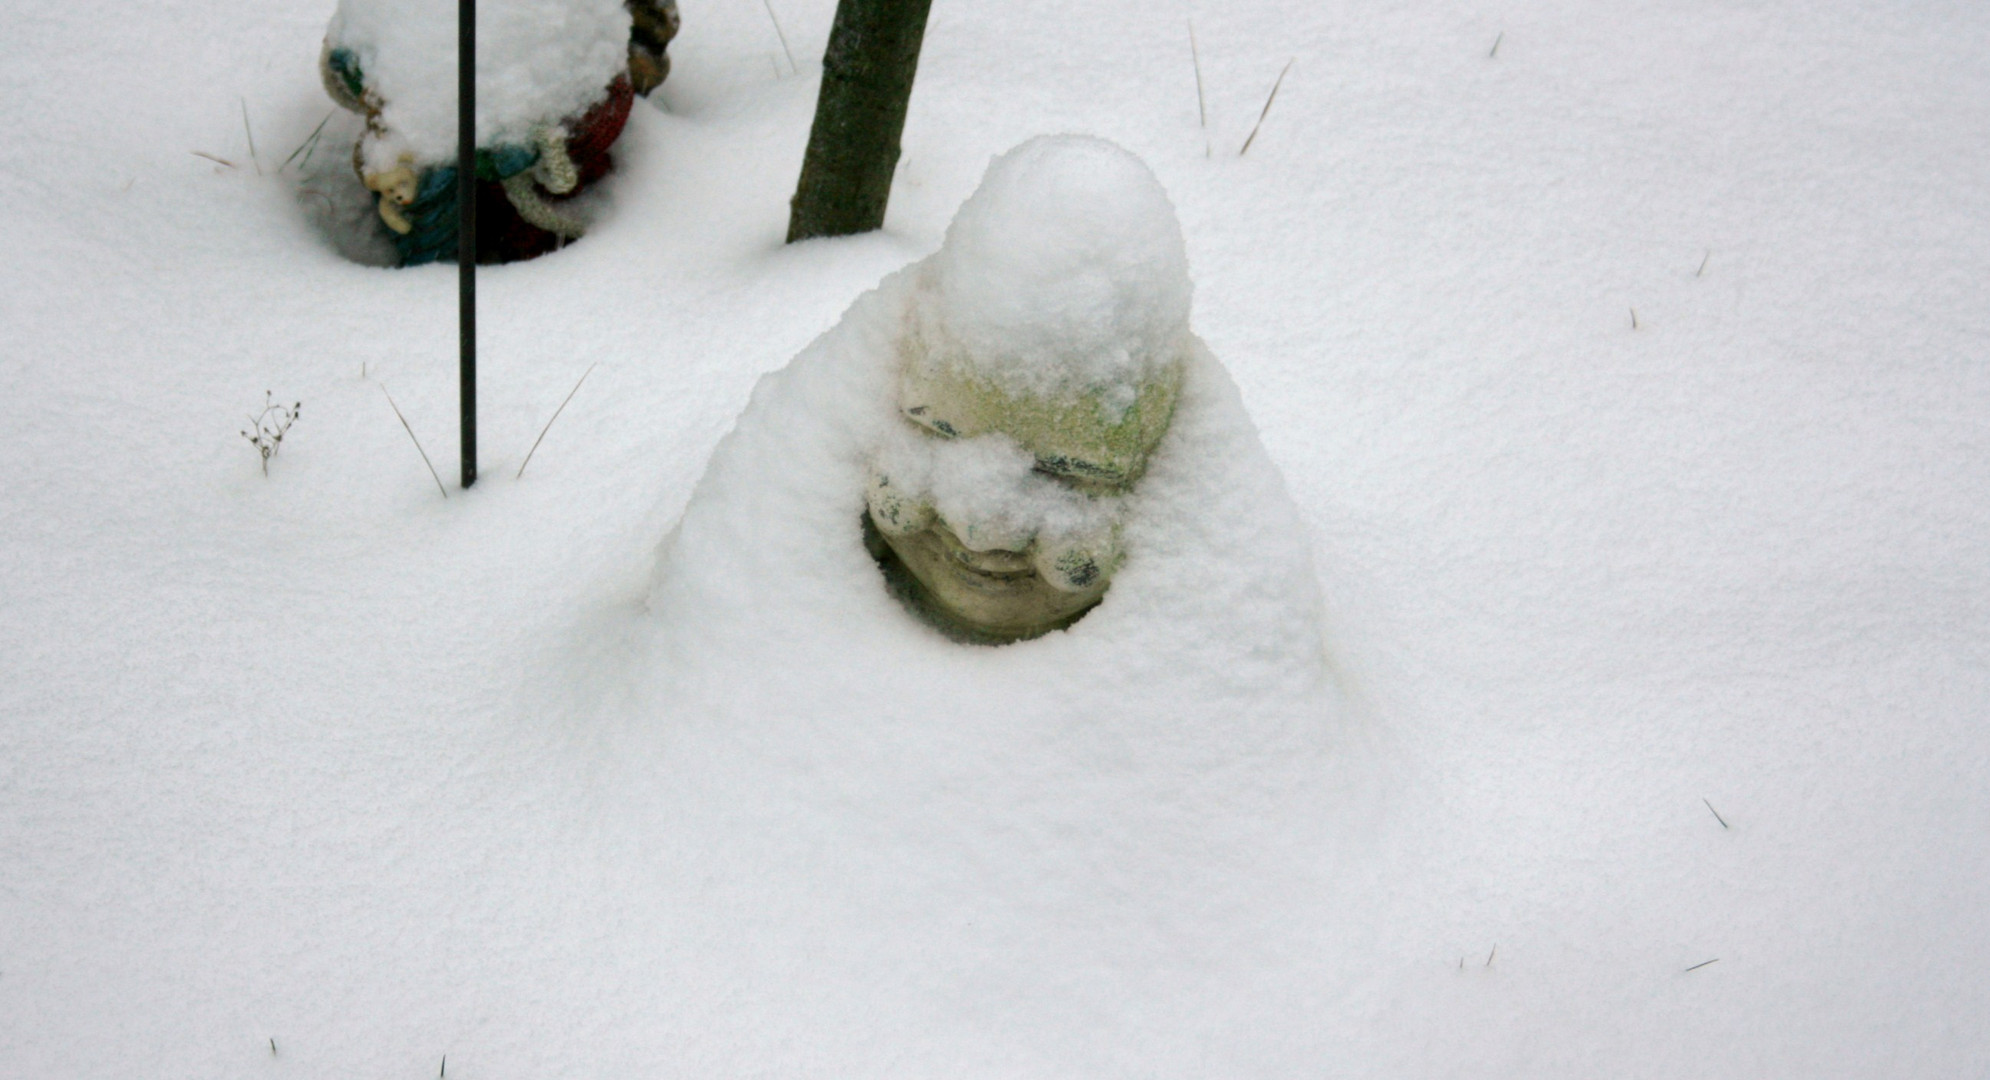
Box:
xmin=1131 ymin=357 xmax=1187 ymax=451
xmin=899 ymin=406 xmax=959 ymax=440
xmin=896 ymin=360 xmax=974 ymax=440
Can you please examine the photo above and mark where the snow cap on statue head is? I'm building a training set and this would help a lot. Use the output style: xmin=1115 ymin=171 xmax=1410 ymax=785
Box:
xmin=906 ymin=134 xmax=1194 ymax=486
xmin=923 ymin=135 xmax=1192 ymax=401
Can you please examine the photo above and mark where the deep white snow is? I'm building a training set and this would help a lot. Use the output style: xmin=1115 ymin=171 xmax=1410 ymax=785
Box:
xmin=2 ymin=0 xmax=1987 ymax=1077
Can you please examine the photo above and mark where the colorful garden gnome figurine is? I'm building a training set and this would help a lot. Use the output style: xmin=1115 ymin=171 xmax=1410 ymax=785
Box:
xmin=863 ymin=135 xmax=1192 ymax=643
xmin=320 ymin=0 xmax=677 ymax=266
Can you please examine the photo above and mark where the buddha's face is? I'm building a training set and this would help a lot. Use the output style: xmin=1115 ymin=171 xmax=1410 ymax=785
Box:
xmin=866 ymin=359 xmax=1179 ymax=643
xmin=867 ymin=462 xmax=1119 ymax=642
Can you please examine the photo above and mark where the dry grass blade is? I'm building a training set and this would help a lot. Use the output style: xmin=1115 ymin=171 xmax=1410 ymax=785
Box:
xmin=517 ymin=363 xmax=599 ymax=479
xmin=1238 ymin=58 xmax=1294 ymax=157
xmin=1490 ymin=31 xmax=1503 ymax=58
xmin=281 ymin=110 xmax=336 ymax=172
xmin=240 ymin=98 xmax=261 ymax=175
xmin=1684 ymin=958 xmax=1720 ymax=972
xmin=762 ymin=0 xmax=796 ymax=74
xmin=1189 ymin=21 xmax=1207 ymax=128
xmin=380 ymin=385 xmax=449 ymax=498
xmin=192 ymin=150 xmax=239 ymax=168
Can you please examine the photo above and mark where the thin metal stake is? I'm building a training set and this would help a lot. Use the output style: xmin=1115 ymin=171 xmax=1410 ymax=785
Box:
xmin=459 ymin=0 xmax=478 ymax=489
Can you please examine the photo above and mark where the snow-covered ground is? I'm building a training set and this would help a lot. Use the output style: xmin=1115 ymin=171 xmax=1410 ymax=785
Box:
xmin=3 ymin=0 xmax=1987 ymax=1076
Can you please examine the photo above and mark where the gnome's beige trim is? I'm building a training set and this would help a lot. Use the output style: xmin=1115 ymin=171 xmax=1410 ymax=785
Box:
xmin=531 ymin=126 xmax=579 ymax=194
xmin=363 ymin=156 xmax=420 ymax=234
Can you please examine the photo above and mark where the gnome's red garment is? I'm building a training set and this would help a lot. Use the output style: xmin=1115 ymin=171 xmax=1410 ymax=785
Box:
xmin=475 ymin=75 xmax=635 ymax=265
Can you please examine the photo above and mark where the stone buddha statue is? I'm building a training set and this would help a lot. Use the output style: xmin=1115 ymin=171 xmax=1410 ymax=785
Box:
xmin=861 ymin=135 xmax=1192 ymax=643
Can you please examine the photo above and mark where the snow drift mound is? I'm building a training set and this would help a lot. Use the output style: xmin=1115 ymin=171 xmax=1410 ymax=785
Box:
xmin=649 ymin=275 xmax=1327 ymax=692
xmin=629 ymin=142 xmax=1346 ymax=1057
xmin=648 ymin=134 xmax=1331 ymax=720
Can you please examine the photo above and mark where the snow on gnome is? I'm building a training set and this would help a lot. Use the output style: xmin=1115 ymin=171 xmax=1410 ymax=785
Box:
xmin=320 ymin=0 xmax=678 ymax=266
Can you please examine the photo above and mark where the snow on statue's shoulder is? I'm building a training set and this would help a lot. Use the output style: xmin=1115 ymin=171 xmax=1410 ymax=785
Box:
xmin=650 ymin=136 xmax=1327 ymax=709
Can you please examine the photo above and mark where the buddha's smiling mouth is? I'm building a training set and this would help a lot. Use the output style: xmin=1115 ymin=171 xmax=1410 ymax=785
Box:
xmin=948 ymin=549 xmax=1037 ymax=589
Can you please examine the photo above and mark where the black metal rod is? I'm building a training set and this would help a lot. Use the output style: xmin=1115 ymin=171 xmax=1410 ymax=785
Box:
xmin=458 ymin=0 xmax=478 ymax=488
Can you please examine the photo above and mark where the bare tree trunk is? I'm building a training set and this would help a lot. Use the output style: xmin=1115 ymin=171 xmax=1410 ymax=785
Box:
xmin=785 ymin=0 xmax=933 ymax=242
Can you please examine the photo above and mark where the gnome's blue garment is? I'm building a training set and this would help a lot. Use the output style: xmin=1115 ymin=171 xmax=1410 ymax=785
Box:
xmin=392 ymin=147 xmax=540 ymax=267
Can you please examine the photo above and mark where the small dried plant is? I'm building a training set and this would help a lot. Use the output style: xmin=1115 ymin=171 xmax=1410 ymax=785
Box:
xmin=241 ymin=391 xmax=301 ymax=476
